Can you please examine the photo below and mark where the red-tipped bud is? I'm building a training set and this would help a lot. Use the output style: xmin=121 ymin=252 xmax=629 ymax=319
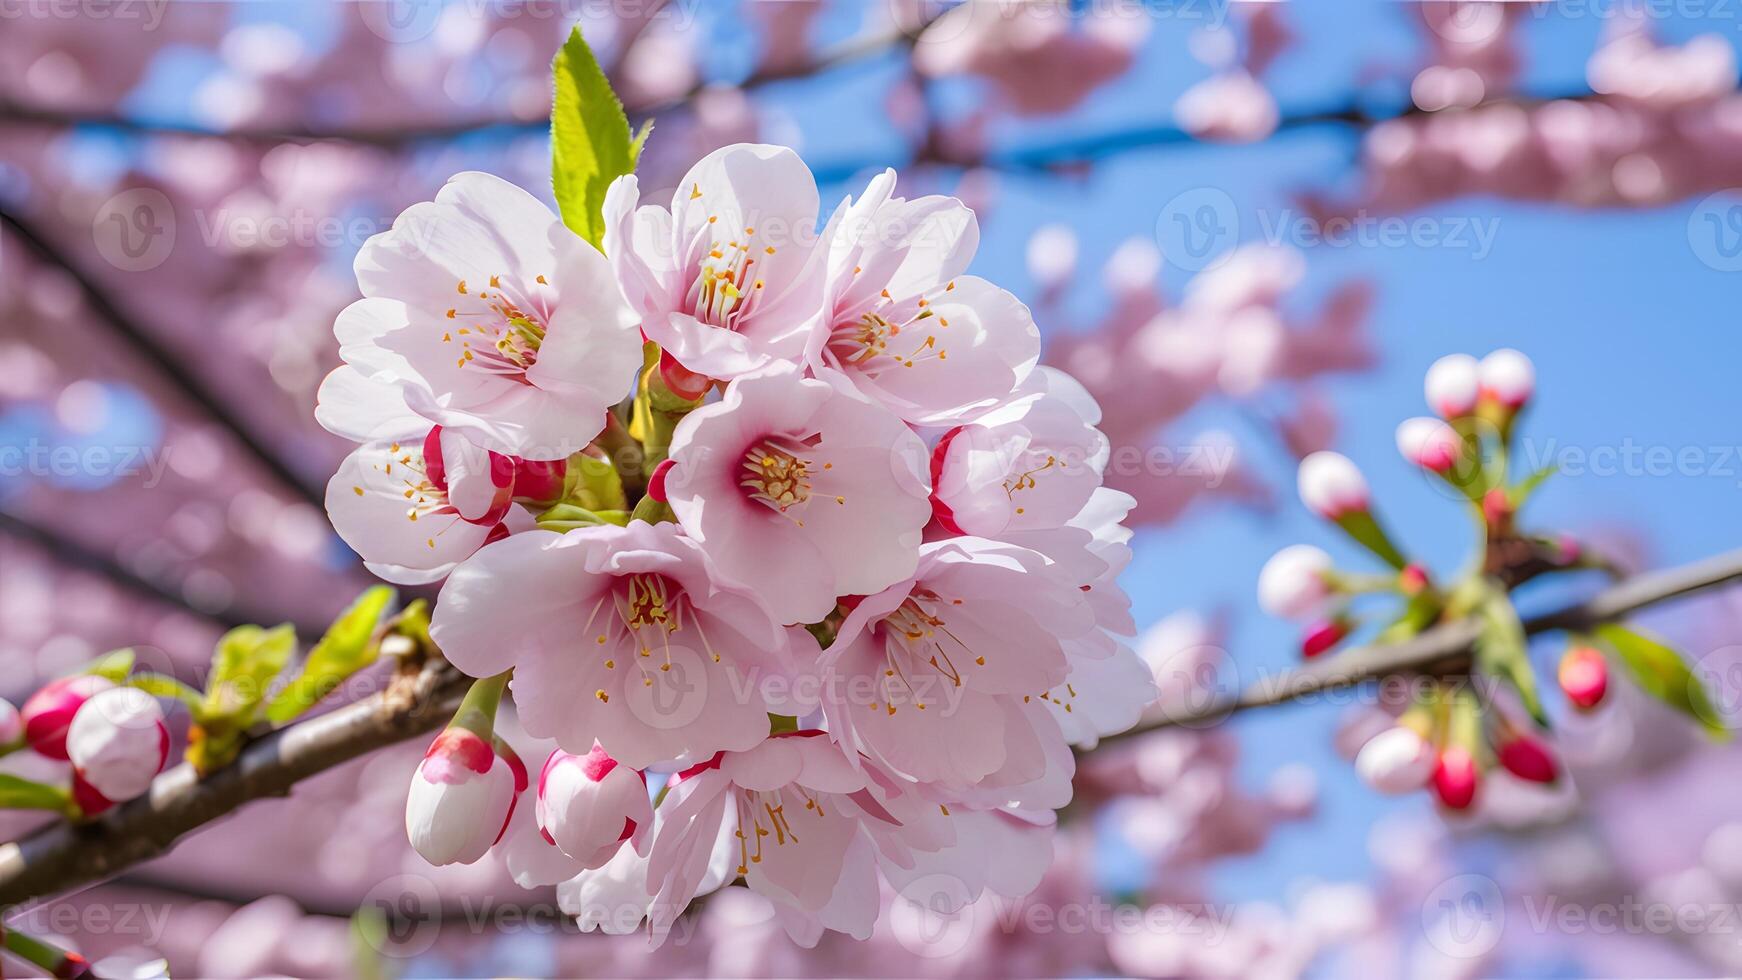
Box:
xmin=1478 ymin=348 xmax=1535 ymax=410
xmin=536 ymin=743 xmax=652 ymax=868
xmin=1297 ymin=451 xmax=1369 ymax=520
xmin=1559 ymin=646 xmax=1608 ymax=710
xmin=1399 ymin=563 xmax=1430 ymax=596
xmin=1396 ymin=417 xmax=1462 ymax=473
xmin=646 ymin=458 xmax=675 ymax=503
xmin=1258 ymin=545 xmax=1334 ymax=620
xmin=405 ymin=728 xmax=522 ymax=867
xmin=1432 ymin=746 xmax=1480 ymax=810
xmin=1496 ymin=734 xmax=1558 ymax=784
xmin=1482 ymin=488 xmax=1512 ymax=528
xmin=1425 ymin=353 xmax=1480 ymax=418
xmin=1301 ymin=619 xmax=1350 ymax=659
xmin=659 ymin=350 xmax=711 ymax=401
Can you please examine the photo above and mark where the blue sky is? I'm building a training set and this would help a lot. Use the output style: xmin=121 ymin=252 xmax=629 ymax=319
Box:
xmin=99 ymin=0 xmax=1742 ymax=926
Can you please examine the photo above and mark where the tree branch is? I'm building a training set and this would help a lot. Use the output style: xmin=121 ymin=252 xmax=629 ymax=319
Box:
xmin=1102 ymin=546 xmax=1742 ymax=741
xmin=0 ymin=659 xmax=468 ymax=911
xmin=2 ymin=549 xmax=1739 ymax=911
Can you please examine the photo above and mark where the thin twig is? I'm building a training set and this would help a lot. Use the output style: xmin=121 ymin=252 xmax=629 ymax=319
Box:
xmin=0 ymin=209 xmax=326 ymax=509
xmin=0 ymin=660 xmax=469 ymax=910
xmin=1101 ymin=546 xmax=1742 ymax=741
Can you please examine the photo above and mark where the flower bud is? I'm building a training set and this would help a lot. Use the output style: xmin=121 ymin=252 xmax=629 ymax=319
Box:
xmin=21 ymin=675 xmax=115 ymax=760
xmin=659 ymin=349 xmax=711 ymax=401
xmin=1482 ymin=488 xmax=1512 ymax=529
xmin=1297 ymin=451 xmax=1369 ymax=520
xmin=405 ymin=728 xmax=525 ymax=866
xmin=1399 ymin=563 xmax=1430 ymax=596
xmin=1424 ymin=353 xmax=1480 ymax=418
xmin=1432 ymin=746 xmax=1480 ymax=810
xmin=0 ymin=697 xmax=21 ymax=749
xmin=1301 ymin=619 xmax=1350 ymax=659
xmin=67 ymin=687 xmax=170 ymax=807
xmin=1496 ymin=733 xmax=1558 ymax=784
xmin=1355 ymin=726 xmax=1436 ymax=794
xmin=1258 ymin=545 xmax=1333 ymax=620
xmin=1478 ymin=348 xmax=1534 ymax=409
xmin=536 ymin=744 xmax=653 ymax=869
xmin=1559 ymin=646 xmax=1608 ymax=710
xmin=511 ymin=457 xmax=568 ymax=508
xmin=1395 ymin=417 xmax=1462 ymax=473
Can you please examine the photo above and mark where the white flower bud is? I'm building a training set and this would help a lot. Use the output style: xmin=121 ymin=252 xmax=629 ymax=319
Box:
xmin=1396 ymin=417 xmax=1462 ymax=473
xmin=67 ymin=687 xmax=169 ymax=805
xmin=1479 ymin=348 xmax=1534 ymax=409
xmin=406 ymin=729 xmax=524 ymax=866
xmin=1258 ymin=544 xmax=1333 ymax=620
xmin=1355 ymin=726 xmax=1435 ymax=794
xmin=1423 ymin=353 xmax=1480 ymax=418
xmin=1297 ymin=451 xmax=1369 ymax=520
xmin=537 ymin=745 xmax=652 ymax=870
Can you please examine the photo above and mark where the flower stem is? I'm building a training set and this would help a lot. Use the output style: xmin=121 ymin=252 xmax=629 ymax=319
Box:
xmin=3 ymin=925 xmax=91 ymax=978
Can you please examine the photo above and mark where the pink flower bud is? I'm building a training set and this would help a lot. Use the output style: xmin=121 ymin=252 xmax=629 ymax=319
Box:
xmin=1258 ymin=544 xmax=1333 ymax=620
xmin=646 ymin=458 xmax=676 ymax=504
xmin=659 ymin=349 xmax=711 ymax=400
xmin=1395 ymin=417 xmax=1461 ymax=473
xmin=1432 ymin=746 xmax=1480 ymax=810
xmin=1355 ymin=726 xmax=1435 ymax=794
xmin=511 ymin=457 xmax=568 ymax=507
xmin=1399 ymin=564 xmax=1430 ymax=596
xmin=1559 ymin=646 xmax=1608 ymax=710
xmin=0 ymin=697 xmax=20 ymax=748
xmin=536 ymin=744 xmax=653 ymax=869
xmin=1479 ymin=348 xmax=1534 ymax=409
xmin=405 ymin=728 xmax=523 ymax=866
xmin=21 ymin=675 xmax=115 ymax=760
xmin=1482 ymin=488 xmax=1512 ymax=529
xmin=1301 ymin=619 xmax=1349 ymax=659
xmin=1297 ymin=451 xmax=1369 ymax=520
xmin=1424 ymin=353 xmax=1480 ymax=418
xmin=67 ymin=688 xmax=169 ymax=806
xmin=1496 ymin=733 xmax=1558 ymax=784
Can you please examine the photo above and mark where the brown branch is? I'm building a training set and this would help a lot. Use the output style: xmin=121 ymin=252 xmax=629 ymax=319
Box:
xmin=0 ymin=660 xmax=468 ymax=911
xmin=1102 ymin=545 xmax=1742 ymax=741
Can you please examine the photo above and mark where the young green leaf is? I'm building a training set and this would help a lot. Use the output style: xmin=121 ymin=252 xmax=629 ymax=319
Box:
xmin=85 ymin=648 xmax=136 ymax=683
xmin=127 ymin=672 xmax=205 ymax=711
xmin=550 ymin=27 xmax=645 ymax=248
xmin=0 ymin=774 xmax=71 ymax=812
xmin=1596 ymin=623 xmax=1730 ymax=739
xmin=1475 ymin=592 xmax=1548 ymax=727
xmin=265 ymin=587 xmax=396 ymax=725
xmin=205 ymin=623 xmax=297 ymax=722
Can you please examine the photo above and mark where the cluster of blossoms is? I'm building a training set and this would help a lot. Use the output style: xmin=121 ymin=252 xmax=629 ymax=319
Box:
xmin=1254 ymin=349 xmax=1715 ymax=814
xmin=0 ymin=669 xmax=170 ymax=816
xmin=316 ymin=143 xmax=1152 ymax=943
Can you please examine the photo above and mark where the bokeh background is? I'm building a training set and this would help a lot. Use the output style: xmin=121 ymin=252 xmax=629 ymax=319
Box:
xmin=3 ymin=0 xmax=1742 ymax=976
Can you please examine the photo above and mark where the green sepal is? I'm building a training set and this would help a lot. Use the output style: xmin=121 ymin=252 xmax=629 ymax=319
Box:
xmin=569 ymin=451 xmax=628 ymax=512
xmin=127 ymin=672 xmax=204 ymax=711
xmin=1474 ymin=590 xmax=1548 ymax=727
xmin=629 ymin=496 xmax=675 ymax=526
xmin=1334 ymin=509 xmax=1408 ymax=570
xmin=538 ymin=502 xmax=630 ymax=532
xmin=265 ymin=586 xmax=396 ymax=725
xmin=1596 ymin=623 xmax=1730 ymax=740
xmin=0 ymin=773 xmax=73 ymax=813
xmin=85 ymin=648 xmax=137 ymax=683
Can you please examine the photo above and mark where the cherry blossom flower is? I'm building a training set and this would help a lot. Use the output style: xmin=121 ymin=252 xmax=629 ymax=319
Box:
xmin=662 ymin=366 xmax=933 ymax=624
xmin=930 ymin=369 xmax=1108 ymax=537
xmin=430 ymin=521 xmax=791 ymax=768
xmin=814 ymin=170 xmax=1040 ymax=426
xmin=329 ymin=171 xmax=641 ymax=459
xmin=603 ymin=143 xmax=829 ymax=381
xmin=810 ymin=536 xmax=1092 ymax=795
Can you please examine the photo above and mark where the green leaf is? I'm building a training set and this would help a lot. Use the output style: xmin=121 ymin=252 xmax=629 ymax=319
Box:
xmin=266 ymin=588 xmax=396 ymax=725
xmin=205 ymin=623 xmax=297 ymax=723
xmin=551 ymin=27 xmax=643 ymax=248
xmin=85 ymin=648 xmax=136 ymax=683
xmin=128 ymin=672 xmax=204 ymax=710
xmin=0 ymin=774 xmax=70 ymax=812
xmin=1474 ymin=592 xmax=1548 ymax=727
xmin=1333 ymin=510 xmax=1407 ymax=570
xmin=1596 ymin=623 xmax=1730 ymax=739
xmin=1510 ymin=464 xmax=1557 ymax=508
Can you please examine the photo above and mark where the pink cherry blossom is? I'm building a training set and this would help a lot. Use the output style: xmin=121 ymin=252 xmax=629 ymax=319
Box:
xmin=330 ymin=171 xmax=641 ymax=459
xmin=813 ymin=170 xmax=1040 ymax=426
xmin=930 ymin=369 xmax=1108 ymax=537
xmin=430 ymin=521 xmax=790 ymax=768
xmin=812 ymin=536 xmax=1092 ymax=794
xmin=603 ymin=143 xmax=829 ymax=381
xmin=662 ymin=366 xmax=933 ymax=624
